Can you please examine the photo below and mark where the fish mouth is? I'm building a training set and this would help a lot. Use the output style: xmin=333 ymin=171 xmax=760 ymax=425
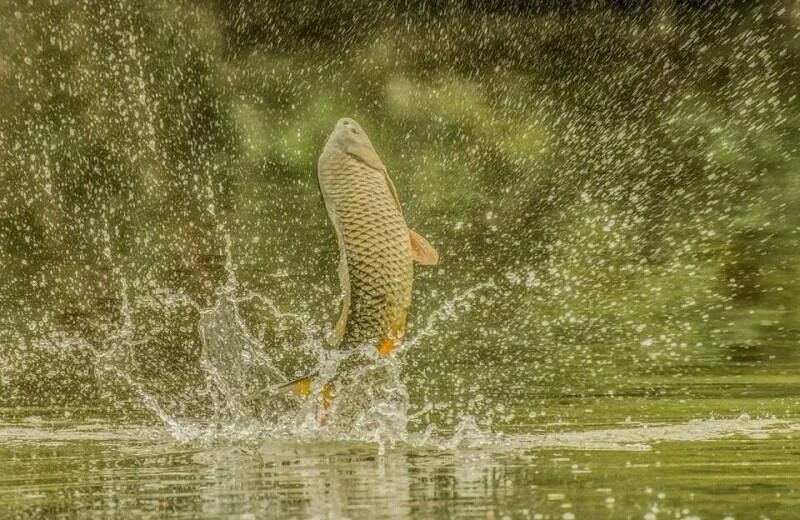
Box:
xmin=323 ymin=118 xmax=349 ymax=148
xmin=339 ymin=118 xmax=362 ymax=135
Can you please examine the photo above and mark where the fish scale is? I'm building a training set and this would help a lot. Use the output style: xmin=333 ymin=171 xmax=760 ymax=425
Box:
xmin=282 ymin=118 xmax=437 ymax=410
xmin=319 ymin=142 xmax=412 ymax=349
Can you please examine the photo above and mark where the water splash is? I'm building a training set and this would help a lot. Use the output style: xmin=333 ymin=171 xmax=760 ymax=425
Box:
xmin=198 ymin=293 xmax=290 ymax=423
xmin=401 ymin=279 xmax=497 ymax=353
xmin=87 ymin=236 xmax=500 ymax=446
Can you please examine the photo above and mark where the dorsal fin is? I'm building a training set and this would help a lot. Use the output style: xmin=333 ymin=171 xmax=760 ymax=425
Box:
xmin=383 ymin=170 xmax=404 ymax=215
xmin=346 ymin=140 xmax=439 ymax=267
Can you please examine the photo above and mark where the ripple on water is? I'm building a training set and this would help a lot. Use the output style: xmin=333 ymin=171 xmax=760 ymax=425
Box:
xmin=1 ymin=414 xmax=799 ymax=519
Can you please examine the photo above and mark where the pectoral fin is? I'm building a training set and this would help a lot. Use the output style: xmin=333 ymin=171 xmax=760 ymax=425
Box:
xmin=409 ymin=229 xmax=439 ymax=265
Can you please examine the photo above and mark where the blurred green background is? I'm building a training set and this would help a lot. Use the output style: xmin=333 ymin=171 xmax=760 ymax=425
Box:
xmin=0 ymin=0 xmax=798 ymax=427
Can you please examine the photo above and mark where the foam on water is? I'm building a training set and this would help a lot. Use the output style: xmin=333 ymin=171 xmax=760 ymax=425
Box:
xmin=1 ymin=415 xmax=797 ymax=454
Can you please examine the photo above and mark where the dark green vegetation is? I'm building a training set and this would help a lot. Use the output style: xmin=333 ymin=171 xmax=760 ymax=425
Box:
xmin=0 ymin=1 xmax=798 ymax=428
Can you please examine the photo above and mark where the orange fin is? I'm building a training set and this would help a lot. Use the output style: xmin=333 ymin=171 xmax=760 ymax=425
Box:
xmin=278 ymin=374 xmax=315 ymax=397
xmin=290 ymin=378 xmax=312 ymax=397
xmin=410 ymin=229 xmax=439 ymax=265
xmin=321 ymin=381 xmax=335 ymax=411
xmin=317 ymin=381 xmax=336 ymax=426
xmin=378 ymin=337 xmax=396 ymax=357
xmin=279 ymin=374 xmax=336 ymax=425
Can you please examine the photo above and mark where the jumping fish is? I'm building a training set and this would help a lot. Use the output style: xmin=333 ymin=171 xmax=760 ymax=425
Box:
xmin=287 ymin=117 xmax=438 ymax=405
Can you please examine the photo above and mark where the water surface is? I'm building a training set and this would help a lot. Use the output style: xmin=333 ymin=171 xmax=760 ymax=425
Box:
xmin=2 ymin=413 xmax=799 ymax=519
xmin=2 ymin=1 xmax=799 ymax=518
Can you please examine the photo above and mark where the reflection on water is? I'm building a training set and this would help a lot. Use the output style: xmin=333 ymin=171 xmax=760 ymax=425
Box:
xmin=1 ymin=415 xmax=798 ymax=519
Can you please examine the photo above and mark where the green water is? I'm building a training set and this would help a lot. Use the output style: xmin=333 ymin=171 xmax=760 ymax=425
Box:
xmin=2 ymin=413 xmax=799 ymax=519
xmin=2 ymin=1 xmax=800 ymax=518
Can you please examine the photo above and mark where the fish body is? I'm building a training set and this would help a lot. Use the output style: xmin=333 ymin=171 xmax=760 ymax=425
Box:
xmin=318 ymin=118 xmax=421 ymax=353
xmin=286 ymin=118 xmax=437 ymax=407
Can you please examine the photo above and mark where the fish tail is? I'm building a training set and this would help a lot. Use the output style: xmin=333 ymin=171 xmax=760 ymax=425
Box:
xmin=277 ymin=373 xmax=317 ymax=397
xmin=277 ymin=373 xmax=335 ymax=419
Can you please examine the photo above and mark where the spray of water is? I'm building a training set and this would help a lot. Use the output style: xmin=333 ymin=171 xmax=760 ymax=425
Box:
xmin=85 ymin=234 xmax=504 ymax=449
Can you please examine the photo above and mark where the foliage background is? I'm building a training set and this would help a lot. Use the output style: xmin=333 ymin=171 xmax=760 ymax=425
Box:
xmin=0 ymin=0 xmax=798 ymax=426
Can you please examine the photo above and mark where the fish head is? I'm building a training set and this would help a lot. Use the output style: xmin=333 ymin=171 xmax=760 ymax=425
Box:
xmin=325 ymin=117 xmax=377 ymax=155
